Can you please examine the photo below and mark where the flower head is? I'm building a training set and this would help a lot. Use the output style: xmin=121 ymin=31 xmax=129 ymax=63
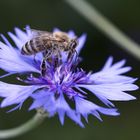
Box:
xmin=0 ymin=26 xmax=138 ymax=127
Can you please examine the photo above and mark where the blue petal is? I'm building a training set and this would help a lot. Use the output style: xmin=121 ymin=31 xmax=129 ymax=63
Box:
xmin=75 ymin=96 xmax=100 ymax=121
xmin=53 ymin=28 xmax=61 ymax=33
xmin=55 ymin=94 xmax=84 ymax=127
xmin=0 ymin=41 xmax=39 ymax=73
xmin=14 ymin=27 xmax=29 ymax=42
xmin=1 ymin=34 xmax=12 ymax=47
xmin=79 ymin=84 xmax=136 ymax=101
xmin=31 ymin=91 xmax=84 ymax=127
xmin=30 ymin=90 xmax=56 ymax=117
xmin=79 ymin=57 xmax=138 ymax=102
xmin=25 ymin=25 xmax=32 ymax=36
xmin=101 ymin=57 xmax=131 ymax=75
xmin=8 ymin=27 xmax=32 ymax=50
xmin=102 ymin=56 xmax=113 ymax=70
xmin=76 ymin=34 xmax=87 ymax=54
xmin=74 ymin=96 xmax=119 ymax=121
xmin=68 ymin=30 xmax=75 ymax=38
xmin=90 ymin=72 xmax=137 ymax=84
xmin=0 ymin=81 xmax=40 ymax=108
xmin=98 ymin=108 xmax=120 ymax=116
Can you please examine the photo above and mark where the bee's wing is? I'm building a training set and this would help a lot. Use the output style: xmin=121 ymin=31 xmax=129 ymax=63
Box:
xmin=26 ymin=28 xmax=52 ymax=37
xmin=31 ymin=29 xmax=51 ymax=35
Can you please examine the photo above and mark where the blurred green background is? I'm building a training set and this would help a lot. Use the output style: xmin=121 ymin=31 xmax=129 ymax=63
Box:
xmin=0 ymin=0 xmax=140 ymax=140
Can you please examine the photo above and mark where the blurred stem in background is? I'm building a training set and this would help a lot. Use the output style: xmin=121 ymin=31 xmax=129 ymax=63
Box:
xmin=0 ymin=112 xmax=47 ymax=139
xmin=65 ymin=0 xmax=140 ymax=60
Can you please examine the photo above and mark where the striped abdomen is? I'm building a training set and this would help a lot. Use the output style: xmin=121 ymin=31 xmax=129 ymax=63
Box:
xmin=21 ymin=37 xmax=47 ymax=55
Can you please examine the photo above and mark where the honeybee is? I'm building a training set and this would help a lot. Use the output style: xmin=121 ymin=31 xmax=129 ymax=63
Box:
xmin=21 ymin=29 xmax=78 ymax=76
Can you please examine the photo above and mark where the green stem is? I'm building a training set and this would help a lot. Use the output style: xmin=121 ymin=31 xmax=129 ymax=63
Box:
xmin=0 ymin=112 xmax=47 ymax=139
xmin=65 ymin=0 xmax=140 ymax=59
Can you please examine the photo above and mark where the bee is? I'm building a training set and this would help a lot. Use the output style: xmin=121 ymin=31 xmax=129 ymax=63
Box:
xmin=21 ymin=29 xmax=78 ymax=76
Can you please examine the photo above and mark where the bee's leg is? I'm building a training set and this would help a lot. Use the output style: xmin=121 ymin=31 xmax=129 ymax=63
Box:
xmin=49 ymin=47 xmax=61 ymax=67
xmin=67 ymin=49 xmax=78 ymax=67
xmin=67 ymin=50 xmax=71 ymax=61
xmin=40 ymin=51 xmax=52 ymax=77
xmin=40 ymin=50 xmax=52 ymax=76
xmin=56 ymin=50 xmax=62 ymax=66
xmin=33 ymin=54 xmax=37 ymax=64
xmin=67 ymin=49 xmax=74 ymax=61
xmin=73 ymin=49 xmax=78 ymax=62
xmin=40 ymin=58 xmax=47 ymax=77
xmin=67 ymin=37 xmax=78 ymax=61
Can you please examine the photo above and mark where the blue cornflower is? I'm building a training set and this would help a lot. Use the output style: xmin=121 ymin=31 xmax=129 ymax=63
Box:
xmin=0 ymin=26 xmax=138 ymax=127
